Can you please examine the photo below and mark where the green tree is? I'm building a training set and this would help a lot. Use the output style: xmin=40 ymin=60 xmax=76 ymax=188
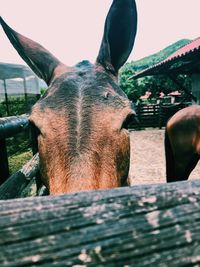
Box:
xmin=119 ymin=39 xmax=192 ymax=102
xmin=119 ymin=64 xmax=145 ymax=102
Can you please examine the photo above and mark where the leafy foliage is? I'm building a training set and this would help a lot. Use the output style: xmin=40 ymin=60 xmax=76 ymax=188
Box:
xmin=119 ymin=39 xmax=191 ymax=102
xmin=130 ymin=39 xmax=190 ymax=72
xmin=119 ymin=64 xmax=142 ymax=101
xmin=0 ymin=95 xmax=39 ymax=169
xmin=40 ymin=87 xmax=48 ymax=96
xmin=0 ymin=95 xmax=39 ymax=117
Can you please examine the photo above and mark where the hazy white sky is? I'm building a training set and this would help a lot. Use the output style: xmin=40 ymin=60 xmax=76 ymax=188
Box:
xmin=0 ymin=0 xmax=199 ymax=67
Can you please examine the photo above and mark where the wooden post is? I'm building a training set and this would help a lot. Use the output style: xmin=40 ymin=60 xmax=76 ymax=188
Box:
xmin=137 ymin=102 xmax=141 ymax=130
xmin=153 ymin=104 xmax=156 ymax=127
xmin=23 ymin=77 xmax=28 ymax=112
xmin=158 ymin=102 xmax=163 ymax=129
xmin=3 ymin=79 xmax=9 ymax=116
xmin=0 ymin=115 xmax=29 ymax=185
xmin=0 ymin=138 xmax=9 ymax=184
xmin=35 ymin=76 xmax=41 ymax=101
xmin=168 ymin=74 xmax=197 ymax=102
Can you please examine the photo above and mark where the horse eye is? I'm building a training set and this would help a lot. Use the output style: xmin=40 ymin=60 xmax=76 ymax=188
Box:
xmin=121 ymin=113 xmax=137 ymax=130
xmin=30 ymin=121 xmax=41 ymax=154
xmin=30 ymin=121 xmax=41 ymax=136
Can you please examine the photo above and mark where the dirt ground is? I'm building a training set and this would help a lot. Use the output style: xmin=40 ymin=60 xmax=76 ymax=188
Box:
xmin=129 ymin=128 xmax=200 ymax=186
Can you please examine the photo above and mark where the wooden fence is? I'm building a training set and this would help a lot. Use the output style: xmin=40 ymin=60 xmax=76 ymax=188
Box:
xmin=1 ymin=180 xmax=200 ymax=266
xmin=1 ymin=112 xmax=200 ymax=266
xmin=131 ymin=102 xmax=191 ymax=129
xmin=0 ymin=115 xmax=30 ymax=184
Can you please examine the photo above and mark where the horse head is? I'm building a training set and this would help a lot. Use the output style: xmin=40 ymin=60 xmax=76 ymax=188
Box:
xmin=0 ymin=0 xmax=137 ymax=194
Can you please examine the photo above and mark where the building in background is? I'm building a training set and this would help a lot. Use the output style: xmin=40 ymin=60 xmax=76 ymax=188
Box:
xmin=0 ymin=63 xmax=41 ymax=116
xmin=130 ymin=37 xmax=200 ymax=104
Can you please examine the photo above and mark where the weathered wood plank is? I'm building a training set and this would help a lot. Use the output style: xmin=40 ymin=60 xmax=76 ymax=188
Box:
xmin=0 ymin=153 xmax=39 ymax=199
xmin=0 ymin=180 xmax=200 ymax=266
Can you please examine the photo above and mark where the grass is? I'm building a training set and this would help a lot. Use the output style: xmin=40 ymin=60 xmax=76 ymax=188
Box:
xmin=8 ymin=149 xmax=38 ymax=197
xmin=9 ymin=149 xmax=33 ymax=174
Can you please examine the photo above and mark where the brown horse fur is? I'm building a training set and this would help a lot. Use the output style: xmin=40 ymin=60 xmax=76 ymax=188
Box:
xmin=165 ymin=105 xmax=200 ymax=182
xmin=0 ymin=0 xmax=138 ymax=194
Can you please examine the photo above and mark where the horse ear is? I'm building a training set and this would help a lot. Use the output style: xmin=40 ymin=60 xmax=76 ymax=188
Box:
xmin=0 ymin=16 xmax=63 ymax=85
xmin=96 ymin=0 xmax=137 ymax=74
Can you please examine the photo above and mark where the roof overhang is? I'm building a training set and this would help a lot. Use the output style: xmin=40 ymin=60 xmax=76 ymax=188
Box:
xmin=129 ymin=38 xmax=200 ymax=80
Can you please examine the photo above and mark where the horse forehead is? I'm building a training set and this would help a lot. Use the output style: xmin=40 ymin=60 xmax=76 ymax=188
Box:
xmin=52 ymin=62 xmax=125 ymax=96
xmin=31 ymin=62 xmax=129 ymax=117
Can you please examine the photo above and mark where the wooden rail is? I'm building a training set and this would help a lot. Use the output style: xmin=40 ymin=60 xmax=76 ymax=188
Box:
xmin=131 ymin=102 xmax=190 ymax=129
xmin=0 ymin=153 xmax=39 ymax=199
xmin=136 ymin=103 xmax=160 ymax=128
xmin=0 ymin=180 xmax=200 ymax=266
xmin=0 ymin=114 xmax=29 ymax=184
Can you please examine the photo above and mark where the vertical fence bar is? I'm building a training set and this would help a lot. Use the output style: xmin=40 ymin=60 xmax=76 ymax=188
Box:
xmin=23 ymin=77 xmax=28 ymax=112
xmin=158 ymin=103 xmax=163 ymax=129
xmin=137 ymin=102 xmax=141 ymax=130
xmin=3 ymin=79 xmax=9 ymax=116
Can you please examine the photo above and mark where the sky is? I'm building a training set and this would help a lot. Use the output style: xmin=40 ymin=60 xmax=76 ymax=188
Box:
xmin=0 ymin=0 xmax=200 ymax=67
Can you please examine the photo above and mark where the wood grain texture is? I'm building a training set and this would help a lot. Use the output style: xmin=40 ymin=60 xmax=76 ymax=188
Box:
xmin=0 ymin=153 xmax=39 ymax=199
xmin=0 ymin=180 xmax=200 ymax=266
